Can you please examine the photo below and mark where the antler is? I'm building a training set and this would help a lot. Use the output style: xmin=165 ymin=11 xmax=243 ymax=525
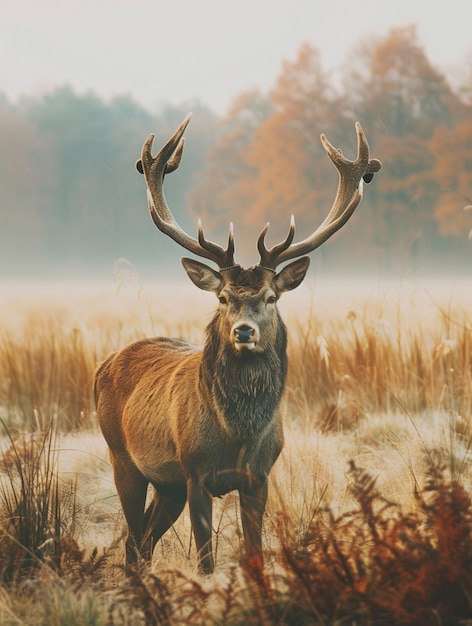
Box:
xmin=137 ymin=113 xmax=236 ymax=269
xmin=257 ymin=123 xmax=382 ymax=270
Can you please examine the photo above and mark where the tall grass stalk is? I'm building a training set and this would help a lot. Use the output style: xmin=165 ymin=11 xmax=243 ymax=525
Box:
xmin=0 ymin=421 xmax=78 ymax=581
xmin=285 ymin=286 xmax=472 ymax=431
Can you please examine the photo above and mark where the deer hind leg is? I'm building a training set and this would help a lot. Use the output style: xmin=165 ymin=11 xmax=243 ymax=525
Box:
xmin=141 ymin=485 xmax=187 ymax=560
xmin=110 ymin=452 xmax=149 ymax=564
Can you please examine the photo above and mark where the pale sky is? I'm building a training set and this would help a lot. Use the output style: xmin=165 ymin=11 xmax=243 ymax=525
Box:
xmin=1 ymin=0 xmax=471 ymax=114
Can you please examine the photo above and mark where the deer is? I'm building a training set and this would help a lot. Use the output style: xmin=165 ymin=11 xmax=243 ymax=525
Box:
xmin=94 ymin=114 xmax=381 ymax=575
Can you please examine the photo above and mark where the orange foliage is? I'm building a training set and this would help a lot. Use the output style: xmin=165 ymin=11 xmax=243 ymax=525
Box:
xmin=244 ymin=44 xmax=342 ymax=240
xmin=188 ymin=26 xmax=472 ymax=271
xmin=430 ymin=121 xmax=472 ymax=236
xmin=278 ymin=461 xmax=472 ymax=625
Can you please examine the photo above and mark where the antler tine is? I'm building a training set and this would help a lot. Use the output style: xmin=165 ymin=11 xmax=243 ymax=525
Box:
xmin=257 ymin=123 xmax=382 ymax=270
xmin=197 ymin=220 xmax=235 ymax=269
xmin=257 ymin=216 xmax=295 ymax=270
xmin=139 ymin=114 xmax=236 ymax=269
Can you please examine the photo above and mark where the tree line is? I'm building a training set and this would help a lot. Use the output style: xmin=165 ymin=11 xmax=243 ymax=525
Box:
xmin=0 ymin=89 xmax=217 ymax=277
xmin=1 ymin=24 xmax=471 ymax=278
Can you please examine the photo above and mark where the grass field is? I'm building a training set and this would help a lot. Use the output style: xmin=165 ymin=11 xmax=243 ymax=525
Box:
xmin=1 ymin=273 xmax=472 ymax=625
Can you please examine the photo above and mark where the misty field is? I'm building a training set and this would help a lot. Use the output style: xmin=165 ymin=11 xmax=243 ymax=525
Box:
xmin=1 ymin=275 xmax=472 ymax=625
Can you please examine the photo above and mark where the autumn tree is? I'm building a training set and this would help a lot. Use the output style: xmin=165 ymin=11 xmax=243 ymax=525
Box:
xmin=188 ymin=89 xmax=272 ymax=263
xmin=430 ymin=120 xmax=472 ymax=239
xmin=344 ymin=25 xmax=462 ymax=137
xmin=247 ymin=44 xmax=341 ymax=237
xmin=339 ymin=25 xmax=468 ymax=270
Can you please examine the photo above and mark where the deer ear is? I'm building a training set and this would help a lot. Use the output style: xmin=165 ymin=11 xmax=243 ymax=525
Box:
xmin=274 ymin=257 xmax=310 ymax=293
xmin=181 ymin=258 xmax=223 ymax=292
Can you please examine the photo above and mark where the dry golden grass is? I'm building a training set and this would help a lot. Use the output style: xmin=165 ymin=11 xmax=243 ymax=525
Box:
xmin=0 ymin=274 xmax=472 ymax=624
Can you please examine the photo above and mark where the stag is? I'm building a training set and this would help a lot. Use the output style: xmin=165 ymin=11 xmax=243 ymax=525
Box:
xmin=94 ymin=115 xmax=381 ymax=574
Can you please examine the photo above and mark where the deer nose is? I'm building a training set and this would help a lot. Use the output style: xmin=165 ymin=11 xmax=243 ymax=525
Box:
xmin=234 ymin=324 xmax=255 ymax=343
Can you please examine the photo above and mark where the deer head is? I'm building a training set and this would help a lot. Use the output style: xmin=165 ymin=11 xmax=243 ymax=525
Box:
xmin=136 ymin=114 xmax=381 ymax=353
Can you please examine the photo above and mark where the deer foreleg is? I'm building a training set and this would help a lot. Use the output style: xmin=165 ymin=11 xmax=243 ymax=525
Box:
xmin=239 ymin=478 xmax=268 ymax=571
xmin=187 ymin=478 xmax=214 ymax=574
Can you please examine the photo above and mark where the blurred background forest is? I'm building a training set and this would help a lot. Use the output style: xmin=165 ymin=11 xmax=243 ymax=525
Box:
xmin=2 ymin=25 xmax=472 ymax=280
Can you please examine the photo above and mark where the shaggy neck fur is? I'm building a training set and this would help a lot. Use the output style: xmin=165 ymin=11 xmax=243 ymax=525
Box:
xmin=200 ymin=313 xmax=288 ymax=440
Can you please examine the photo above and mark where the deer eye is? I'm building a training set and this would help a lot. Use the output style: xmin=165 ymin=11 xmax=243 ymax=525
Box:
xmin=266 ymin=295 xmax=277 ymax=305
xmin=218 ymin=295 xmax=228 ymax=305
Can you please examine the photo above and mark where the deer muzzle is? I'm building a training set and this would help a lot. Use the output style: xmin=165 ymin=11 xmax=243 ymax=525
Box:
xmin=232 ymin=323 xmax=259 ymax=351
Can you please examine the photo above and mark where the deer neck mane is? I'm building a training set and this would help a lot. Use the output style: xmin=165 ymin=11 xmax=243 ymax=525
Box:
xmin=200 ymin=315 xmax=288 ymax=440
